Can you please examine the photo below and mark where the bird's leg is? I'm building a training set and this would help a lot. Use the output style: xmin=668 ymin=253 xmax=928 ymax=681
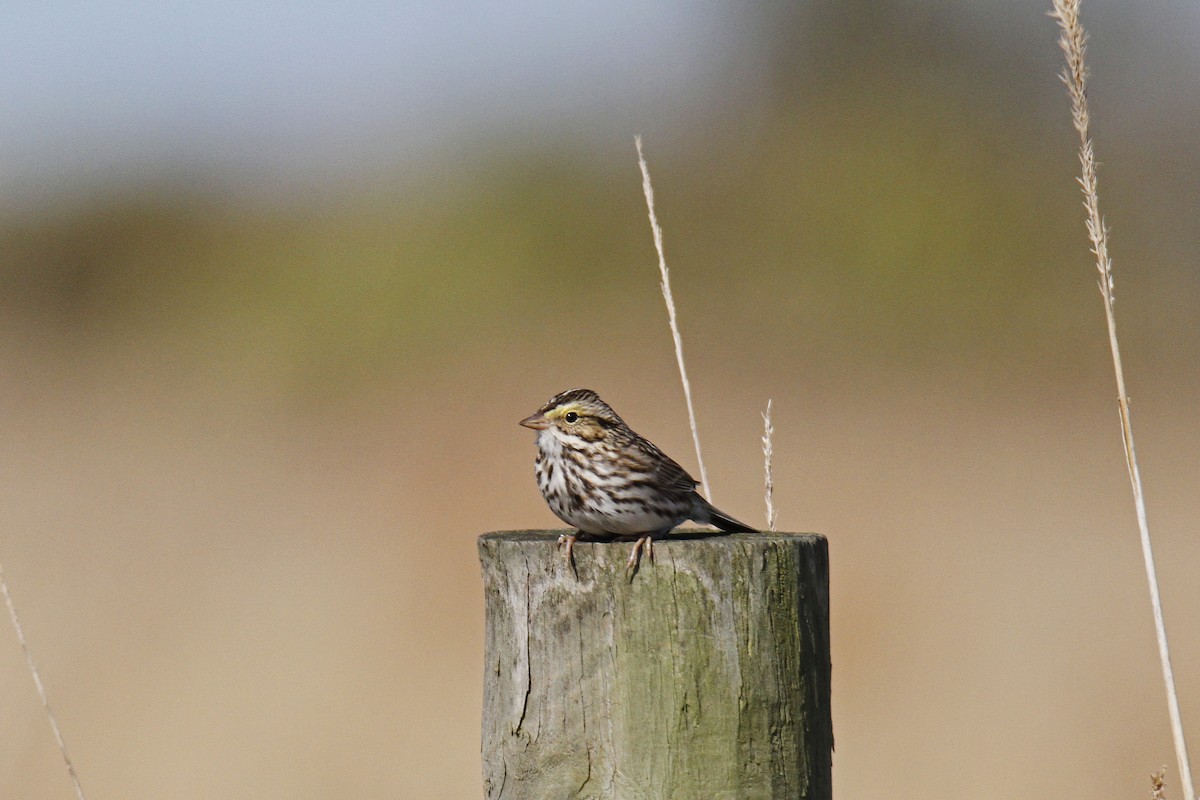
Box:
xmin=624 ymin=534 xmax=652 ymax=573
xmin=625 ymin=534 xmax=657 ymax=579
xmin=557 ymin=531 xmax=580 ymax=575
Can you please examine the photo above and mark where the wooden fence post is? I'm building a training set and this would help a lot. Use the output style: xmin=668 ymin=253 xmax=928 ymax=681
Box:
xmin=478 ymin=530 xmax=831 ymax=799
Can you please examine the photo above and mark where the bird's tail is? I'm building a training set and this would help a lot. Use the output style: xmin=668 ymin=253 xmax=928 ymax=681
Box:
xmin=698 ymin=497 xmax=756 ymax=533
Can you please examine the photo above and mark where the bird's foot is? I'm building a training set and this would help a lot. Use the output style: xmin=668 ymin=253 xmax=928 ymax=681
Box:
xmin=625 ymin=534 xmax=654 ymax=579
xmin=557 ymin=532 xmax=579 ymax=576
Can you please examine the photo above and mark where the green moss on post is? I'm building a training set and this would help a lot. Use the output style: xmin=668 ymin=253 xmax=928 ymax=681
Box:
xmin=478 ymin=531 xmax=831 ymax=800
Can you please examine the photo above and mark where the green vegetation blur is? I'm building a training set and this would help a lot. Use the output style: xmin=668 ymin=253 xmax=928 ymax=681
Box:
xmin=4 ymin=3 xmax=1197 ymax=399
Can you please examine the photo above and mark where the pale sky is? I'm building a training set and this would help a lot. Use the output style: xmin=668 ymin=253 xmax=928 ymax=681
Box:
xmin=2 ymin=1 xmax=1196 ymax=203
xmin=1 ymin=2 xmax=747 ymax=198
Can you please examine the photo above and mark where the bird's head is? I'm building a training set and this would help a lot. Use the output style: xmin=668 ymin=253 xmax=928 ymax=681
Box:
xmin=519 ymin=388 xmax=625 ymax=442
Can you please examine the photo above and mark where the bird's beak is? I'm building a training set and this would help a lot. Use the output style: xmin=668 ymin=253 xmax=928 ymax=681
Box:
xmin=520 ymin=413 xmax=550 ymax=430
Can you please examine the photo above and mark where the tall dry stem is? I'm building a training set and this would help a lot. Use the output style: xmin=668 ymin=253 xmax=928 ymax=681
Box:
xmin=762 ymin=399 xmax=777 ymax=531
xmin=635 ymin=135 xmax=711 ymax=500
xmin=1 ymin=562 xmax=87 ymax=800
xmin=1050 ymin=2 xmax=1194 ymax=797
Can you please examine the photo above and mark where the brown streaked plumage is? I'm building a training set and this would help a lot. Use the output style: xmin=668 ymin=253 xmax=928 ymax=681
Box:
xmin=520 ymin=388 xmax=755 ymax=574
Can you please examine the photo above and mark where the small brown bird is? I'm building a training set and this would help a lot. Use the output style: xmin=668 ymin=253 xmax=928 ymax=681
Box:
xmin=520 ymin=388 xmax=754 ymax=572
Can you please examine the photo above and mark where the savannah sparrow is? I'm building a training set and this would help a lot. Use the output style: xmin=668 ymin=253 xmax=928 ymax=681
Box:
xmin=520 ymin=388 xmax=754 ymax=572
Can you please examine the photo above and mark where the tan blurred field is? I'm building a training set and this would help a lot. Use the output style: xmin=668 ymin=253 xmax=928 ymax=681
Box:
xmin=2 ymin=296 xmax=1198 ymax=798
xmin=3 ymin=3 xmax=1200 ymax=798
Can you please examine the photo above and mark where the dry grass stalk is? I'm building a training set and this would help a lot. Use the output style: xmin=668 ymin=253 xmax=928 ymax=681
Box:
xmin=1 ymin=561 xmax=87 ymax=800
xmin=762 ymin=399 xmax=777 ymax=531
xmin=635 ymin=135 xmax=711 ymax=500
xmin=1050 ymin=2 xmax=1195 ymax=797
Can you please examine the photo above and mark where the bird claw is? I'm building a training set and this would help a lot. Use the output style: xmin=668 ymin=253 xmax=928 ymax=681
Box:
xmin=557 ymin=532 xmax=579 ymax=576
xmin=625 ymin=535 xmax=654 ymax=579
xmin=558 ymin=531 xmax=656 ymax=580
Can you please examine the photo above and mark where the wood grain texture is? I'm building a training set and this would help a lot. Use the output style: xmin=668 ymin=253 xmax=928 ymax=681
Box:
xmin=479 ymin=530 xmax=831 ymax=800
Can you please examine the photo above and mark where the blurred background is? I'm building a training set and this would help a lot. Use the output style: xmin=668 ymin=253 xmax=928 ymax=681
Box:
xmin=2 ymin=1 xmax=1199 ymax=797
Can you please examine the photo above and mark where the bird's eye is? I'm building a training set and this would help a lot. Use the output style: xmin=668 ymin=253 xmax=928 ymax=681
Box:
xmin=564 ymin=412 xmax=578 ymax=423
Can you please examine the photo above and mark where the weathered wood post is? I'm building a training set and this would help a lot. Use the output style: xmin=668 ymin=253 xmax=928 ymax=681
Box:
xmin=478 ymin=530 xmax=831 ymax=799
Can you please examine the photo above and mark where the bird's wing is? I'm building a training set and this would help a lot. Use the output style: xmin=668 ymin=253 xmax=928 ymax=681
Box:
xmin=635 ymin=436 xmax=700 ymax=494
